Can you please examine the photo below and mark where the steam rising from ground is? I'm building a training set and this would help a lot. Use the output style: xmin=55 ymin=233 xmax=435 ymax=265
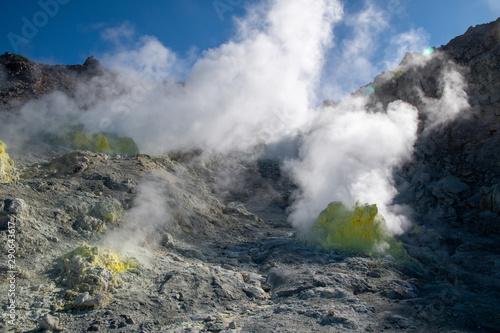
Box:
xmin=0 ymin=0 xmax=472 ymax=238
xmin=287 ymin=98 xmax=419 ymax=234
xmin=421 ymin=66 xmax=471 ymax=128
xmin=105 ymin=176 xmax=170 ymax=252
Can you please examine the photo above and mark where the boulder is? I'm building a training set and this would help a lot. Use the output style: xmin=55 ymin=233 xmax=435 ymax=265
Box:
xmin=382 ymin=280 xmax=419 ymax=299
xmin=38 ymin=314 xmax=60 ymax=331
xmin=74 ymin=292 xmax=90 ymax=306
xmin=82 ymin=293 xmax=108 ymax=308
xmin=480 ymin=184 xmax=500 ymax=213
xmin=432 ymin=175 xmax=469 ymax=199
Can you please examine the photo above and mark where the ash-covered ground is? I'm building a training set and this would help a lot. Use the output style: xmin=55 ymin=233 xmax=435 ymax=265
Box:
xmin=0 ymin=17 xmax=499 ymax=333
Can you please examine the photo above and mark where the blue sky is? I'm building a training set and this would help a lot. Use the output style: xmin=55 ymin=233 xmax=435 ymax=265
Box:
xmin=1 ymin=0 xmax=498 ymax=99
xmin=1 ymin=0 xmax=498 ymax=65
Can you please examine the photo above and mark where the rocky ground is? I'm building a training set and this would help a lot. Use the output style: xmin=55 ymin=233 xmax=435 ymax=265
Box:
xmin=1 ymin=148 xmax=492 ymax=333
xmin=0 ymin=19 xmax=499 ymax=333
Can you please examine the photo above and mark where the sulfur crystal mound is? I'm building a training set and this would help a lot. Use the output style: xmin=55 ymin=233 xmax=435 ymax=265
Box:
xmin=312 ymin=201 xmax=407 ymax=259
xmin=62 ymin=126 xmax=140 ymax=155
xmin=61 ymin=244 xmax=140 ymax=274
xmin=59 ymin=244 xmax=140 ymax=298
xmin=0 ymin=141 xmax=18 ymax=183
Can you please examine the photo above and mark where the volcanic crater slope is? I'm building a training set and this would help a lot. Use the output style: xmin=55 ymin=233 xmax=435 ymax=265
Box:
xmin=0 ymin=19 xmax=499 ymax=332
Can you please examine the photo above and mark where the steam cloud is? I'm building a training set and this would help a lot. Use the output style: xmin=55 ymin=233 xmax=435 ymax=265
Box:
xmin=79 ymin=0 xmax=343 ymax=153
xmin=0 ymin=0 xmax=472 ymax=237
xmin=286 ymin=97 xmax=419 ymax=234
xmin=105 ymin=175 xmax=170 ymax=252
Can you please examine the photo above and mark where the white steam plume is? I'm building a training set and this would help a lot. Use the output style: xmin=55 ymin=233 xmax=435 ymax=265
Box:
xmin=286 ymin=55 xmax=471 ymax=235
xmin=105 ymin=176 xmax=170 ymax=251
xmin=79 ymin=0 xmax=343 ymax=154
xmin=319 ymin=1 xmax=430 ymax=101
xmin=421 ymin=65 xmax=470 ymax=129
xmin=0 ymin=92 xmax=79 ymax=151
xmin=286 ymin=97 xmax=419 ymax=234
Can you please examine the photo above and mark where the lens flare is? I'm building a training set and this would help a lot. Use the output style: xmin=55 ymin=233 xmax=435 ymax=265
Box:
xmin=422 ymin=47 xmax=435 ymax=57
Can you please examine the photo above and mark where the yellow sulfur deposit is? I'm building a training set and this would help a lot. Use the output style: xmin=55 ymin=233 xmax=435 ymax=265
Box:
xmin=62 ymin=126 xmax=139 ymax=155
xmin=93 ymin=134 xmax=111 ymax=153
xmin=90 ymin=200 xmax=123 ymax=226
xmin=61 ymin=244 xmax=140 ymax=273
xmin=64 ymin=129 xmax=111 ymax=153
xmin=105 ymin=134 xmax=140 ymax=155
xmin=312 ymin=202 xmax=407 ymax=258
xmin=59 ymin=244 xmax=140 ymax=301
xmin=0 ymin=141 xmax=17 ymax=183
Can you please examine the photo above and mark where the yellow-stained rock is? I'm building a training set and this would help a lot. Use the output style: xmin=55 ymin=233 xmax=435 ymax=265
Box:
xmin=93 ymin=134 xmax=111 ymax=153
xmin=62 ymin=127 xmax=139 ymax=155
xmin=59 ymin=244 xmax=140 ymax=300
xmin=106 ymin=134 xmax=140 ymax=155
xmin=0 ymin=141 xmax=17 ymax=183
xmin=90 ymin=199 xmax=123 ymax=227
xmin=312 ymin=202 xmax=407 ymax=259
xmin=61 ymin=244 xmax=140 ymax=274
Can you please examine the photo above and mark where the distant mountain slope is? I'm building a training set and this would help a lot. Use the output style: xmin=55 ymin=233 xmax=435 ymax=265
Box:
xmin=0 ymin=53 xmax=104 ymax=111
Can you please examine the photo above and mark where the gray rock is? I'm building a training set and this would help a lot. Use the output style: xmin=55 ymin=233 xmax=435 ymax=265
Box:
xmin=176 ymin=247 xmax=206 ymax=261
xmin=206 ymin=322 xmax=225 ymax=332
xmin=385 ymin=314 xmax=412 ymax=328
xmin=161 ymin=232 xmax=174 ymax=248
xmin=319 ymin=315 xmax=358 ymax=329
xmin=5 ymin=198 xmax=28 ymax=217
xmin=317 ymin=287 xmax=349 ymax=299
xmin=121 ymin=314 xmax=135 ymax=325
xmin=242 ymin=272 xmax=264 ymax=286
xmin=411 ymin=171 xmax=432 ymax=186
xmin=479 ymin=211 xmax=498 ymax=220
xmin=82 ymin=293 xmax=108 ymax=308
xmin=266 ymin=267 xmax=292 ymax=292
xmin=157 ymin=265 xmax=247 ymax=313
xmin=88 ymin=324 xmax=100 ymax=331
xmin=367 ymin=270 xmax=382 ymax=278
xmin=73 ymin=215 xmax=105 ymax=232
xmin=38 ymin=314 xmax=59 ymax=331
xmin=74 ymin=292 xmax=90 ymax=306
xmin=383 ymin=280 xmax=419 ymax=299
xmin=243 ymin=286 xmax=266 ymax=299
xmin=223 ymin=202 xmax=261 ymax=221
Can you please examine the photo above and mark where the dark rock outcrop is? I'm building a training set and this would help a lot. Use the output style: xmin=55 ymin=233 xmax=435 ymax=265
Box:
xmin=358 ymin=19 xmax=500 ymax=230
xmin=0 ymin=52 xmax=105 ymax=111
